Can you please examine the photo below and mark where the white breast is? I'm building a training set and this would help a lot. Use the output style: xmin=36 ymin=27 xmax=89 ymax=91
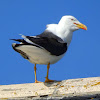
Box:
xmin=16 ymin=45 xmax=65 ymax=64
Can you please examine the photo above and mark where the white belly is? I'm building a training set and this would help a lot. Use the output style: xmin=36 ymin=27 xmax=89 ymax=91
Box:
xmin=16 ymin=45 xmax=65 ymax=64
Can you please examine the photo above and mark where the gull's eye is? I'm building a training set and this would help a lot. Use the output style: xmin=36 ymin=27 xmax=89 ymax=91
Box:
xmin=71 ymin=19 xmax=74 ymax=21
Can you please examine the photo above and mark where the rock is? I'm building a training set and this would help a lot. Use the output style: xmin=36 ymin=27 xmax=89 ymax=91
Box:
xmin=0 ymin=77 xmax=100 ymax=100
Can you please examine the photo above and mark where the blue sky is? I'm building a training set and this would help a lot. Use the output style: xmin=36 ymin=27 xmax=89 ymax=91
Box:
xmin=0 ymin=0 xmax=100 ymax=85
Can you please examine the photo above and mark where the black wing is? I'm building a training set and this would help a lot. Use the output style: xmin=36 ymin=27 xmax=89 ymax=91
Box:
xmin=25 ymin=31 xmax=67 ymax=56
xmin=11 ymin=31 xmax=67 ymax=56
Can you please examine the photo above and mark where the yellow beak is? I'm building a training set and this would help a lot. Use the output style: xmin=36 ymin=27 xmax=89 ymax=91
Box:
xmin=74 ymin=23 xmax=87 ymax=30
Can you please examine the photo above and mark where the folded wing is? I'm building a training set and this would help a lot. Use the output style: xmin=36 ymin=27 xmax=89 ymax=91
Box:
xmin=11 ymin=31 xmax=67 ymax=56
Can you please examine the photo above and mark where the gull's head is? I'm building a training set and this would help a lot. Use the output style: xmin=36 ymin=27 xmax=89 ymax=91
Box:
xmin=58 ymin=15 xmax=87 ymax=32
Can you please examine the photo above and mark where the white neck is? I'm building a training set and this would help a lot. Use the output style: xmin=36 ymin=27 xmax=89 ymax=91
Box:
xmin=55 ymin=23 xmax=73 ymax=46
xmin=46 ymin=21 xmax=74 ymax=46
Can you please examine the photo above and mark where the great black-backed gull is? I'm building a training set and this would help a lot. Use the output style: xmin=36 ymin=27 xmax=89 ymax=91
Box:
xmin=11 ymin=15 xmax=87 ymax=83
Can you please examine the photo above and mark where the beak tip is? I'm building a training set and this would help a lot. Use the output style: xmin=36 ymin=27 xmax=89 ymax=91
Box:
xmin=80 ymin=24 xmax=87 ymax=30
xmin=82 ymin=27 xmax=87 ymax=30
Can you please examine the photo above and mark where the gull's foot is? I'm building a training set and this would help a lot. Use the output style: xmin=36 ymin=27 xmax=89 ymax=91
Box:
xmin=45 ymin=78 xmax=55 ymax=83
xmin=35 ymin=80 xmax=42 ymax=83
